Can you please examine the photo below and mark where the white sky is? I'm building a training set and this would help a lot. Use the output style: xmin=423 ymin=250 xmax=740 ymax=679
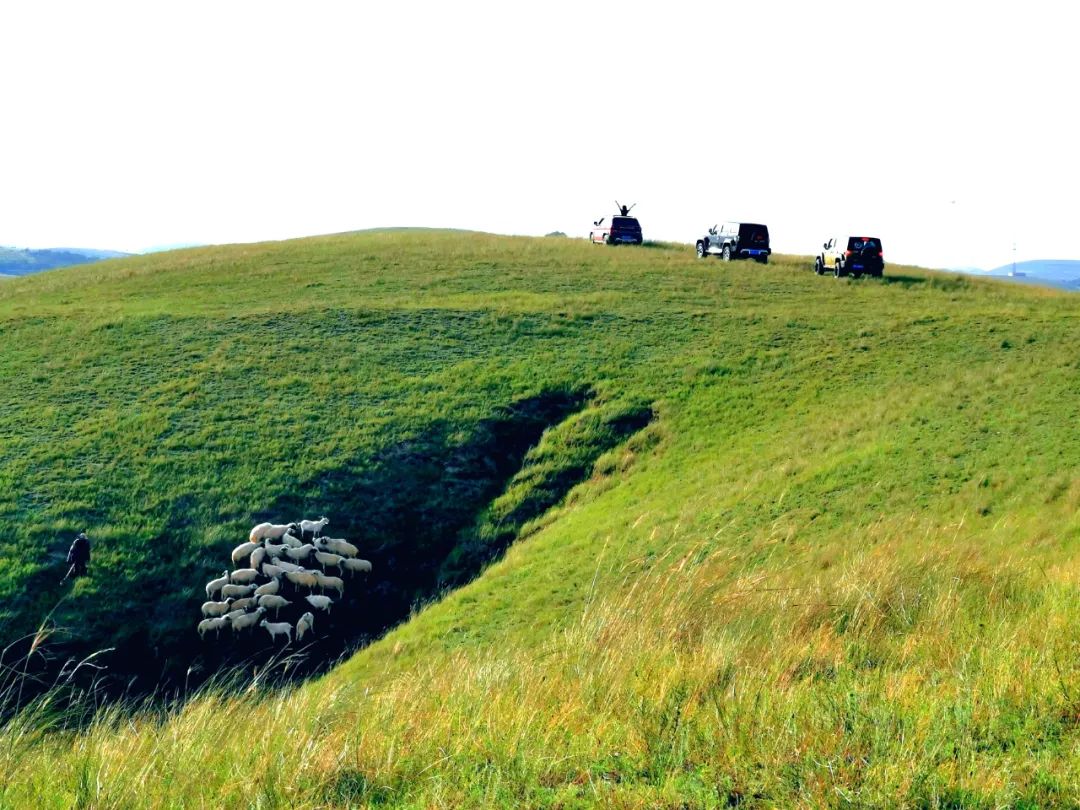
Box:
xmin=2 ymin=0 xmax=1077 ymax=269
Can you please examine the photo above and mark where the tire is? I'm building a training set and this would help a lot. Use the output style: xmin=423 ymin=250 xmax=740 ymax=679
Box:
xmin=834 ymin=261 xmax=844 ymax=278
xmin=757 ymin=255 xmax=768 ymax=265
xmin=722 ymin=245 xmax=732 ymax=262
xmin=814 ymin=258 xmax=824 ymax=275
xmin=696 ymin=241 xmax=706 ymax=259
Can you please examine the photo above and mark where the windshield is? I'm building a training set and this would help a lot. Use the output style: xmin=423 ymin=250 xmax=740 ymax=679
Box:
xmin=612 ymin=217 xmax=641 ymax=231
xmin=848 ymin=237 xmax=881 ymax=251
xmin=738 ymin=224 xmax=769 ymax=244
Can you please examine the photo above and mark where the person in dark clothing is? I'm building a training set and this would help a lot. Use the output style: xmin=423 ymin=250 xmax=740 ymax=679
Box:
xmin=62 ymin=531 xmax=91 ymax=583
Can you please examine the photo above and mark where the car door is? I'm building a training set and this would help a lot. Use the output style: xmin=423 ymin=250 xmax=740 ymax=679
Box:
xmin=824 ymin=237 xmax=839 ymax=268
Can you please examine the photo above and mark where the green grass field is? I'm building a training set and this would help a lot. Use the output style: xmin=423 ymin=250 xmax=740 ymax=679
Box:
xmin=1 ymin=231 xmax=1078 ymax=807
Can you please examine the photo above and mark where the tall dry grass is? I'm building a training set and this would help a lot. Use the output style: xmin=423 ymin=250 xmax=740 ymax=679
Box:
xmin=3 ymin=521 xmax=1076 ymax=808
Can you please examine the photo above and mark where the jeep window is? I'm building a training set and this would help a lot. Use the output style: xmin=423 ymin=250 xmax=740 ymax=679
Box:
xmin=848 ymin=237 xmax=880 ymax=251
xmin=739 ymin=224 xmax=769 ymax=244
xmin=612 ymin=217 xmax=640 ymax=230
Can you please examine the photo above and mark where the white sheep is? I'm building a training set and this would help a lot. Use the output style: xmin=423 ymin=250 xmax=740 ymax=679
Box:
xmin=231 ymin=541 xmax=259 ymax=567
xmin=225 ymin=607 xmax=265 ymax=633
xmin=299 ymin=516 xmax=329 ymax=539
xmin=228 ymin=568 xmax=260 ymax=585
xmin=249 ymin=522 xmax=298 ymax=543
xmin=201 ymin=599 xmax=234 ymax=618
xmin=230 ymin=596 xmax=258 ymax=612
xmin=341 ymin=558 xmax=372 ymax=576
xmin=318 ymin=537 xmax=359 ymax=558
xmin=314 ymin=550 xmax=344 ymax=571
xmin=223 ymin=607 xmax=248 ymax=622
xmin=304 ymin=594 xmax=333 ymax=612
xmin=250 ymin=546 xmax=267 ymax=571
xmin=314 ymin=572 xmax=344 ymax=597
xmin=283 ymin=544 xmax=315 ymax=561
xmin=281 ymin=532 xmax=304 ymax=549
xmin=254 ymin=578 xmax=281 ymax=598
xmin=264 ymin=543 xmax=288 ymax=559
xmin=198 ymin=616 xmax=228 ymax=639
xmin=260 ymin=619 xmax=293 ymax=644
xmin=296 ymin=611 xmax=315 ymax=642
xmin=205 ymin=570 xmax=230 ymax=599
xmin=257 ymin=593 xmax=291 ymax=616
xmin=220 ymin=583 xmax=257 ymax=600
xmin=274 ymin=559 xmax=305 ymax=574
xmin=262 ymin=562 xmax=285 ymax=579
xmin=285 ymin=569 xmax=319 ymax=589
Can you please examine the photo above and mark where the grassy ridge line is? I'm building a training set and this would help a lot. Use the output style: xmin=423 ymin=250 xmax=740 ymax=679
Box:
xmin=1 ymin=232 xmax=1079 ymax=806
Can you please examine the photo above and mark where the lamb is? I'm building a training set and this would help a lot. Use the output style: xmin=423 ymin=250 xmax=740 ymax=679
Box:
xmin=298 ymin=516 xmax=329 ymax=539
xmin=262 ymin=562 xmax=285 ymax=579
xmin=257 ymin=594 xmax=291 ymax=617
xmin=231 ymin=541 xmax=259 ymax=567
xmin=198 ymin=616 xmax=228 ymax=639
xmin=274 ymin=559 xmax=305 ymax=574
xmin=341 ymin=558 xmax=372 ymax=576
xmin=318 ymin=537 xmax=359 ymax=558
xmin=230 ymin=596 xmax=258 ymax=612
xmin=249 ymin=546 xmax=267 ymax=571
xmin=254 ymin=578 xmax=281 ymax=598
xmin=304 ymin=594 xmax=333 ymax=612
xmin=249 ymin=522 xmax=298 ymax=543
xmin=295 ymin=611 xmax=315 ymax=642
xmin=285 ymin=569 xmax=320 ymax=589
xmin=314 ymin=572 xmax=344 ymax=597
xmin=220 ymin=583 xmax=257 ymax=600
xmin=281 ymin=532 xmax=304 ymax=549
xmin=260 ymin=619 xmax=292 ymax=644
xmin=283 ymin=544 xmax=315 ymax=561
xmin=228 ymin=568 xmax=259 ymax=585
xmin=225 ymin=607 xmax=265 ymax=633
xmin=206 ymin=570 xmax=230 ymax=599
xmin=201 ymin=599 xmax=234 ymax=618
xmin=314 ymin=550 xmax=344 ymax=571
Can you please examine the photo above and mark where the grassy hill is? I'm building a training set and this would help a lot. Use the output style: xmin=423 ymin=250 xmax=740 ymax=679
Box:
xmin=0 ymin=246 xmax=131 ymax=276
xmin=1 ymin=232 xmax=1079 ymax=807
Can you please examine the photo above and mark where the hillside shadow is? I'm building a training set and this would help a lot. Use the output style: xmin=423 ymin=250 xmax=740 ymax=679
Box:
xmin=4 ymin=387 xmax=656 ymax=711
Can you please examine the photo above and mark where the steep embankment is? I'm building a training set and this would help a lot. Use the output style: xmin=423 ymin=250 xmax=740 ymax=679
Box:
xmin=1 ymin=233 xmax=1079 ymax=807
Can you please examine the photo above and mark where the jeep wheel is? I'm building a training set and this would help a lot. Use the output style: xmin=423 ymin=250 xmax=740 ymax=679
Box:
xmin=696 ymin=242 xmax=706 ymax=259
xmin=833 ymin=261 xmax=844 ymax=278
xmin=814 ymin=258 xmax=824 ymax=275
xmin=757 ymin=255 xmax=768 ymax=265
xmin=721 ymin=245 xmax=732 ymax=262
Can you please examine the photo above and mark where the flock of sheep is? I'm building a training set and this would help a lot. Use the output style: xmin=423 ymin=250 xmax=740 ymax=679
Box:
xmin=197 ymin=516 xmax=372 ymax=644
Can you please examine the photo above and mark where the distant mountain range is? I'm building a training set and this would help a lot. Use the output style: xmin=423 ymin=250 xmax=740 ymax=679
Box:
xmin=0 ymin=246 xmax=131 ymax=277
xmin=972 ymin=259 xmax=1080 ymax=291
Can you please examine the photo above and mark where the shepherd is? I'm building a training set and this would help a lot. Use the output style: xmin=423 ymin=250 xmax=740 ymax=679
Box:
xmin=62 ymin=530 xmax=91 ymax=583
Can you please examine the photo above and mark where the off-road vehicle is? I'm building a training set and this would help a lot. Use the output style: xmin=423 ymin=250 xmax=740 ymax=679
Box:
xmin=589 ymin=201 xmax=643 ymax=245
xmin=695 ymin=222 xmax=770 ymax=263
xmin=815 ymin=236 xmax=885 ymax=278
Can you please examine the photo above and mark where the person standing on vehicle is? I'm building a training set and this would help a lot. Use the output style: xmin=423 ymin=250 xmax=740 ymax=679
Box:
xmin=62 ymin=530 xmax=91 ymax=583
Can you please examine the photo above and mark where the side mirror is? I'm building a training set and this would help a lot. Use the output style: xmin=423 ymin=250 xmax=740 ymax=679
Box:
xmin=823 ymin=242 xmax=829 ymax=249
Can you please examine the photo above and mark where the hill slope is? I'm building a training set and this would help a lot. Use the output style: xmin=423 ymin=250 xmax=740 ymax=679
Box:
xmin=0 ymin=245 xmax=132 ymax=276
xmin=985 ymin=259 xmax=1080 ymax=291
xmin=1 ymin=235 xmax=1079 ymax=807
